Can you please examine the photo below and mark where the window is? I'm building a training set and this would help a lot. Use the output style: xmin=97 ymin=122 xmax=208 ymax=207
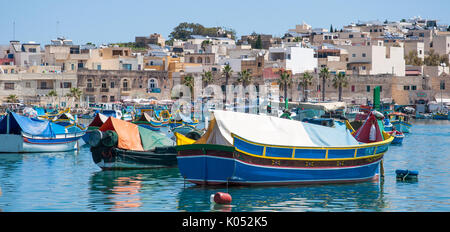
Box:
xmin=419 ymin=33 xmax=424 ymax=37
xmin=366 ymin=85 xmax=371 ymax=92
xmin=419 ymin=50 xmax=422 ymax=55
xmin=25 ymin=82 xmax=31 ymax=88
xmin=362 ymin=53 xmax=366 ymax=57
xmin=87 ymin=79 xmax=93 ymax=88
xmin=61 ymin=82 xmax=72 ymax=88
xmin=110 ymin=96 xmax=115 ymax=102
xmin=411 ymin=85 xmax=417 ymax=90
xmin=349 ymin=34 xmax=354 ymax=38
xmin=440 ymin=80 xmax=445 ymax=90
xmin=361 ymin=66 xmax=366 ymax=70
xmin=352 ymin=54 xmax=356 ymax=57
xmin=404 ymin=86 xmax=410 ymax=90
xmin=101 ymin=79 xmax=107 ymax=88
xmin=379 ymin=86 xmax=382 ymax=92
xmin=29 ymin=48 xmax=37 ymax=53
xmin=110 ymin=82 xmax=115 ymax=88
xmin=123 ymin=80 xmax=128 ymax=88
xmin=71 ymin=64 xmax=75 ymax=70
xmin=149 ymin=78 xmax=157 ymax=89
xmin=4 ymin=83 xmax=14 ymax=90
xmin=351 ymin=85 xmax=355 ymax=92
xmin=97 ymin=65 xmax=101 ymax=70
xmin=101 ymin=95 xmax=108 ymax=102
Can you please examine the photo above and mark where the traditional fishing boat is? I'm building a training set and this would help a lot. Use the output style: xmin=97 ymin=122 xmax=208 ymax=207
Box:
xmin=132 ymin=112 xmax=163 ymax=131
xmin=432 ymin=111 xmax=449 ymax=120
xmin=388 ymin=112 xmax=412 ymax=133
xmin=175 ymin=110 xmax=393 ymax=186
xmin=0 ymin=112 xmax=85 ymax=153
xmin=89 ymin=117 xmax=177 ymax=170
xmin=387 ymin=130 xmax=404 ymax=144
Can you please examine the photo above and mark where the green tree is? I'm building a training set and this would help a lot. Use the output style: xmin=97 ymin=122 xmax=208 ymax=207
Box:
xmin=6 ymin=94 xmax=19 ymax=103
xmin=182 ymin=75 xmax=195 ymax=100
xmin=47 ymin=90 xmax=58 ymax=97
xmin=424 ymin=49 xmax=441 ymax=66
xmin=202 ymin=71 xmax=214 ymax=88
xmin=222 ymin=64 xmax=233 ymax=106
xmin=330 ymin=24 xmax=333 ymax=33
xmin=254 ymin=35 xmax=263 ymax=49
xmin=277 ymin=69 xmax=292 ymax=104
xmin=169 ymin=22 xmax=235 ymax=40
xmin=237 ymin=70 xmax=252 ymax=88
xmin=299 ymin=72 xmax=314 ymax=102
xmin=332 ymin=72 xmax=349 ymax=102
xmin=405 ymin=50 xmax=423 ymax=66
xmin=319 ymin=67 xmax=330 ymax=101
xmin=65 ymin=88 xmax=83 ymax=101
xmin=201 ymin=40 xmax=211 ymax=52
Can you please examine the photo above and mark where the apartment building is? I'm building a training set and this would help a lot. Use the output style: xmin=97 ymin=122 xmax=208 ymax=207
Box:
xmin=343 ymin=45 xmax=405 ymax=76
xmin=268 ymin=43 xmax=317 ymax=74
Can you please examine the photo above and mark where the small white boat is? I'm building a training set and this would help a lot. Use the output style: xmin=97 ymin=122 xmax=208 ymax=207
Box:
xmin=0 ymin=112 xmax=85 ymax=153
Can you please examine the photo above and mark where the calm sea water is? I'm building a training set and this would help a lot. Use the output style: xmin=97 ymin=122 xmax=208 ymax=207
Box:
xmin=0 ymin=120 xmax=448 ymax=212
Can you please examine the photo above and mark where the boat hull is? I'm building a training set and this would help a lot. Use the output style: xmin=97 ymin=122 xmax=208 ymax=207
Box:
xmin=91 ymin=146 xmax=178 ymax=170
xmin=176 ymin=144 xmax=386 ymax=186
xmin=391 ymin=121 xmax=411 ymax=133
xmin=391 ymin=135 xmax=404 ymax=144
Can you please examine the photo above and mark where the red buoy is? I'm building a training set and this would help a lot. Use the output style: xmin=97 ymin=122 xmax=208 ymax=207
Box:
xmin=213 ymin=192 xmax=232 ymax=204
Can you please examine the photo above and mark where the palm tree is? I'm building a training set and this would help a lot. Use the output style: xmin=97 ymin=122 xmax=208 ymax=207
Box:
xmin=332 ymin=72 xmax=349 ymax=102
xmin=202 ymin=71 xmax=214 ymax=89
xmin=182 ymin=75 xmax=195 ymax=101
xmin=47 ymin=90 xmax=58 ymax=98
xmin=6 ymin=94 xmax=19 ymax=103
xmin=277 ymin=69 xmax=292 ymax=105
xmin=66 ymin=88 xmax=83 ymax=101
xmin=319 ymin=67 xmax=330 ymax=101
xmin=299 ymin=72 xmax=314 ymax=102
xmin=237 ymin=70 xmax=252 ymax=88
xmin=222 ymin=64 xmax=233 ymax=105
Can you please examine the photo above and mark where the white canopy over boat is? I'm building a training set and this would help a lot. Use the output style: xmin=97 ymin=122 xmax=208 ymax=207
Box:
xmin=198 ymin=110 xmax=359 ymax=147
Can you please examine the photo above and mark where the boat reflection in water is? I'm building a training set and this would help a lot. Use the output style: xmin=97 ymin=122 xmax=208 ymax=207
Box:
xmin=88 ymin=168 xmax=181 ymax=211
xmin=89 ymin=170 xmax=144 ymax=211
xmin=177 ymin=180 xmax=386 ymax=212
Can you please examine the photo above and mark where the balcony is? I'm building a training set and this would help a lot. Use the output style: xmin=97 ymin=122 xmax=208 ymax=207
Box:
xmin=100 ymin=88 xmax=109 ymax=92
xmin=147 ymin=88 xmax=161 ymax=93
xmin=85 ymin=87 xmax=95 ymax=92
xmin=121 ymin=88 xmax=131 ymax=92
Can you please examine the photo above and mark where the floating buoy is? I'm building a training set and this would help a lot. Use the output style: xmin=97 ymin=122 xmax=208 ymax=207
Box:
xmin=212 ymin=192 xmax=232 ymax=204
xmin=396 ymin=169 xmax=419 ymax=181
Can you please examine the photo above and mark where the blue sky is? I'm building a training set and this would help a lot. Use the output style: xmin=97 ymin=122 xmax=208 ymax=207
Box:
xmin=1 ymin=0 xmax=449 ymax=45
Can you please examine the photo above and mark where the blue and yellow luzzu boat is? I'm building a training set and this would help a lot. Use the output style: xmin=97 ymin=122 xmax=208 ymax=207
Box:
xmin=175 ymin=110 xmax=393 ymax=186
xmin=388 ymin=112 xmax=412 ymax=133
xmin=132 ymin=112 xmax=163 ymax=131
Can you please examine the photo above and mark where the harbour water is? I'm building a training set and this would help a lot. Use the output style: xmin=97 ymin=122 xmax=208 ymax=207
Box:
xmin=0 ymin=120 xmax=448 ymax=212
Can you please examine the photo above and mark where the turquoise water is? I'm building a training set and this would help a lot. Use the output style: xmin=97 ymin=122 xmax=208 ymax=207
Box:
xmin=0 ymin=120 xmax=448 ymax=212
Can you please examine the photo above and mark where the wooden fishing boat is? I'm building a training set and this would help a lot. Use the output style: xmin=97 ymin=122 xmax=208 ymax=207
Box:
xmin=0 ymin=112 xmax=85 ymax=153
xmin=132 ymin=112 xmax=163 ymax=131
xmin=388 ymin=112 xmax=412 ymax=133
xmin=89 ymin=117 xmax=177 ymax=170
xmin=175 ymin=111 xmax=393 ymax=186
xmin=387 ymin=130 xmax=404 ymax=144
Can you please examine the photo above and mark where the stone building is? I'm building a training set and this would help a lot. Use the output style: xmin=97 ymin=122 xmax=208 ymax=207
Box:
xmin=77 ymin=69 xmax=170 ymax=103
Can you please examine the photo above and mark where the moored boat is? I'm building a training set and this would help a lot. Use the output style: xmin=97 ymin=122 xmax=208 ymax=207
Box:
xmin=387 ymin=130 xmax=404 ymax=144
xmin=132 ymin=112 xmax=163 ymax=131
xmin=0 ymin=112 xmax=85 ymax=153
xmin=89 ymin=117 xmax=177 ymax=170
xmin=175 ymin=110 xmax=393 ymax=186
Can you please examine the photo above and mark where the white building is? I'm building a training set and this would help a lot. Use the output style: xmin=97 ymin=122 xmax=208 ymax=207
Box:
xmin=344 ymin=45 xmax=405 ymax=76
xmin=268 ymin=43 xmax=317 ymax=74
